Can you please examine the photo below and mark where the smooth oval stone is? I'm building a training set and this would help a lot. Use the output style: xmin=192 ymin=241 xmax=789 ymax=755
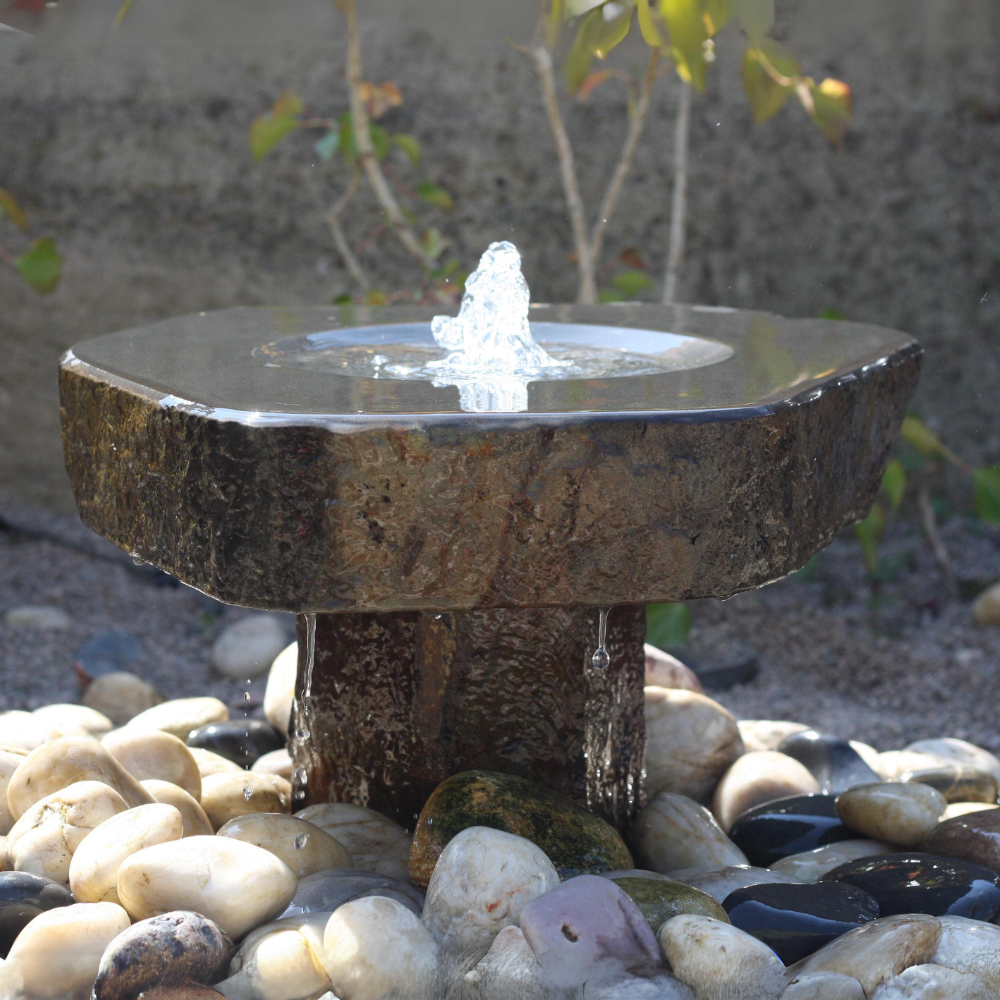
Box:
xmin=606 ymin=873 xmax=729 ymax=930
xmin=822 ymin=852 xmax=1000 ymax=921
xmin=83 ymin=671 xmax=164 ymax=727
xmin=323 ymin=896 xmax=440 ymax=1000
xmin=670 ymin=864 xmax=799 ymax=903
xmin=217 ymin=812 xmax=352 ymax=879
xmin=423 ymin=826 xmax=559 ymax=956
xmin=7 ymin=734 xmax=155 ymax=819
xmin=32 ymin=703 xmax=113 ymax=740
xmin=659 ymin=914 xmax=786 ymax=1000
xmin=644 ymin=644 xmax=704 ymax=693
xmin=2 ymin=780 xmax=130 ymax=885
xmin=712 ymin=752 xmax=821 ymax=834
xmin=836 ymin=783 xmax=947 ymax=847
xmin=778 ymin=731 xmax=883 ymax=795
xmin=92 ymin=910 xmax=233 ymax=1000
xmin=781 ymin=972 xmax=865 ymax=1000
xmin=4 ymin=901 xmax=130 ymax=999
xmin=200 ymin=771 xmax=292 ymax=829
xmin=103 ymin=729 xmax=202 ymax=800
xmin=216 ymin=911 xmax=331 ymax=1000
xmin=295 ymin=803 xmax=411 ymax=880
xmin=722 ymin=881 xmax=879 ymax=965
xmin=0 ymin=871 xmax=74 ymax=958
xmin=137 ymin=984 xmax=226 ymax=1000
xmin=69 ymin=802 xmax=184 ymax=904
xmin=141 ymin=779 xmax=215 ymax=837
xmin=851 ymin=741 xmax=888 ymax=779
xmin=0 ymin=745 xmax=28 ymax=834
xmin=898 ymin=765 xmax=999 ymax=804
xmin=737 ymin=720 xmax=810 ymax=754
xmin=973 ymin=582 xmax=1000 ymax=626
xmin=462 ymin=924 xmax=553 ymax=1000
xmin=943 ymin=802 xmax=997 ymax=820
xmin=124 ymin=697 xmax=230 ymax=739
xmin=787 ymin=914 xmax=943 ymax=995
xmin=643 ymin=689 xmax=744 ymax=802
xmin=586 ymin=972 xmax=696 ymax=999
xmin=519 ymin=875 xmax=660 ymax=989
xmin=770 ymin=840 xmax=891 ymax=883
xmin=187 ymin=720 xmax=284 ymax=769
xmin=729 ymin=793 xmax=856 ymax=867
xmin=188 ymin=746 xmax=245 ymax=778
xmin=117 ymin=836 xmax=297 ymax=940
xmin=280 ymin=867 xmax=425 ymax=920
xmin=904 ymin=739 xmax=1000 ymax=783
xmin=922 ymin=807 xmax=1000 ymax=871
xmin=409 ymin=770 xmax=632 ymax=887
xmin=932 ymin=914 xmax=1000 ymax=992
xmin=633 ymin=792 xmax=748 ymax=874
xmin=211 ymin=614 xmax=289 ymax=679
xmin=869 ymin=963 xmax=991 ymax=999
xmin=250 ymin=748 xmax=292 ymax=780
xmin=263 ymin=642 xmax=297 ymax=737
xmin=0 ymin=711 xmax=51 ymax=751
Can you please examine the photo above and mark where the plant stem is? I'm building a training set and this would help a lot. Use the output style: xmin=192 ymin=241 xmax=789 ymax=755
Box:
xmin=327 ymin=169 xmax=370 ymax=293
xmin=590 ymin=48 xmax=660 ymax=267
xmin=341 ymin=0 xmax=434 ymax=271
xmin=917 ymin=470 xmax=958 ymax=600
xmin=662 ymin=80 xmax=692 ymax=304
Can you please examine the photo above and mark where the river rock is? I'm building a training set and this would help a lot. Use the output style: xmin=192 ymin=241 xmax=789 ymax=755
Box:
xmin=605 ymin=872 xmax=729 ymax=930
xmin=519 ymin=875 xmax=660 ymax=989
xmin=670 ymin=864 xmax=798 ymax=903
xmin=4 ymin=901 xmax=130 ymax=999
xmin=972 ymin=582 xmax=1000 ymax=626
xmin=69 ymin=801 xmax=184 ymax=904
xmin=93 ymin=910 xmax=233 ymax=1000
xmin=323 ymin=895 xmax=440 ymax=1000
xmin=780 ymin=972 xmax=866 ymax=999
xmin=0 ymin=711 xmax=49 ymax=751
xmin=823 ymin=852 xmax=1000 ymax=920
xmin=870 ymin=964 xmax=992 ymax=999
xmin=633 ymin=792 xmax=748 ymax=873
xmin=294 ymin=803 xmax=411 ymax=880
xmin=461 ymin=925 xmax=561 ymax=1000
xmin=0 ymin=745 xmax=28 ymax=834
xmin=0 ymin=871 xmax=74 ymax=957
xmin=778 ymin=732 xmax=883 ymax=795
xmin=409 ymin=771 xmax=632 ymax=887
xmin=3 ymin=605 xmax=71 ymax=630
xmin=729 ymin=793 xmax=855 ymax=866
xmin=737 ymin=720 xmax=810 ymax=754
xmin=423 ymin=826 xmax=559 ymax=959
xmin=836 ymin=783 xmax=947 ymax=847
xmin=922 ymin=807 xmax=1000 ymax=870
xmin=770 ymin=840 xmax=891 ymax=883
xmin=644 ymin=689 xmax=744 ymax=802
xmin=904 ymin=739 xmax=1000 ymax=783
xmin=878 ymin=751 xmax=948 ymax=781
xmin=932 ymin=914 xmax=1000 ymax=992
xmin=104 ymin=728 xmax=202 ymax=799
xmin=898 ymin=765 xmax=998 ymax=805
xmin=659 ymin=914 xmax=786 ymax=1000
xmin=140 ymin=985 xmax=227 ymax=1000
xmin=142 ymin=779 xmax=215 ymax=836
xmin=217 ymin=813 xmax=352 ymax=879
xmin=943 ymin=802 xmax=995 ymax=820
xmin=216 ymin=911 xmax=331 ymax=1000
xmin=584 ymin=972 xmax=695 ymax=999
xmin=83 ymin=671 xmax=164 ymax=726
xmin=7 ymin=734 xmax=155 ymax=819
xmin=713 ymin=752 xmax=821 ymax=833
xmin=200 ymin=771 xmax=292 ymax=829
xmin=280 ymin=868 xmax=424 ymax=921
xmin=2 ymin=780 xmax=129 ymax=884
xmin=124 ymin=697 xmax=230 ymax=739
xmin=189 ymin=746 xmax=244 ymax=778
xmin=787 ymin=914 xmax=943 ymax=995
xmin=263 ymin=642 xmax=297 ymax=737
xmin=644 ymin=644 xmax=704 ymax=693
xmin=32 ymin=703 xmax=113 ymax=740
xmin=187 ymin=720 xmax=285 ymax=769
xmin=722 ymin=881 xmax=880 ymax=964
xmin=251 ymin=749 xmax=292 ymax=780
xmin=212 ymin=615 xmax=290 ymax=680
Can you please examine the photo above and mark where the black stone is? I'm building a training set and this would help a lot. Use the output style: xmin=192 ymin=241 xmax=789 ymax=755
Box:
xmin=821 ymin=852 xmax=1000 ymax=921
xmin=280 ymin=868 xmax=426 ymax=920
xmin=898 ymin=766 xmax=999 ymax=804
xmin=722 ymin=881 xmax=879 ymax=965
xmin=186 ymin=719 xmax=284 ymax=767
xmin=777 ymin=730 xmax=882 ymax=795
xmin=729 ymin=794 xmax=856 ymax=867
xmin=0 ymin=872 xmax=74 ymax=958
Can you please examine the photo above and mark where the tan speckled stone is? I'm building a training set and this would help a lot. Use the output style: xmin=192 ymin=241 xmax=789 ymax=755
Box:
xmin=32 ymin=704 xmax=113 ymax=740
xmin=189 ymin=746 xmax=244 ymax=778
xmin=82 ymin=671 xmax=164 ymax=726
xmin=836 ymin=782 xmax=946 ymax=848
xmin=200 ymin=772 xmax=292 ymax=830
xmin=217 ymin=813 xmax=352 ymax=879
xmin=294 ymin=803 xmax=411 ymax=880
xmin=712 ymin=752 xmax=820 ymax=833
xmin=141 ymin=779 xmax=214 ymax=836
xmin=123 ymin=697 xmax=229 ymax=739
xmin=103 ymin=729 xmax=202 ymax=799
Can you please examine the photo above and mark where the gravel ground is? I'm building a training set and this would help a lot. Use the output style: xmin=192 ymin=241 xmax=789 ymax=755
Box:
xmin=1 ymin=494 xmax=998 ymax=754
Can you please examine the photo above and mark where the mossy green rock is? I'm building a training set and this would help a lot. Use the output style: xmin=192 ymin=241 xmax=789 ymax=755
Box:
xmin=408 ymin=770 xmax=633 ymax=886
xmin=609 ymin=873 xmax=730 ymax=932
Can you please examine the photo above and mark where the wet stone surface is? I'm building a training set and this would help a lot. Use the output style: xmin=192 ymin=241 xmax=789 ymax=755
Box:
xmin=922 ymin=807 xmax=1000 ymax=872
xmin=778 ymin=731 xmax=883 ymax=795
xmin=0 ymin=871 xmax=74 ymax=958
xmin=605 ymin=872 xmax=730 ymax=931
xmin=822 ymin=852 xmax=1000 ymax=921
xmin=897 ymin=766 xmax=999 ymax=804
xmin=722 ymin=881 xmax=880 ymax=965
xmin=280 ymin=867 xmax=426 ymax=920
xmin=186 ymin=719 xmax=284 ymax=769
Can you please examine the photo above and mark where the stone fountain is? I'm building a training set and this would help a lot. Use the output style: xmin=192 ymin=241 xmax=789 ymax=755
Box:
xmin=59 ymin=243 xmax=920 ymax=834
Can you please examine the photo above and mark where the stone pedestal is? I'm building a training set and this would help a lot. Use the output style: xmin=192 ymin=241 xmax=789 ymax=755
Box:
xmin=289 ymin=605 xmax=647 ymax=830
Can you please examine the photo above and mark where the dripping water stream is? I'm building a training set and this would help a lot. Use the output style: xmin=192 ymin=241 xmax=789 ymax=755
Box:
xmin=592 ymin=607 xmax=610 ymax=670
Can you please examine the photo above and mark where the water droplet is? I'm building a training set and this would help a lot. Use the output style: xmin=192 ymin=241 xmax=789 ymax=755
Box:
xmin=591 ymin=607 xmax=610 ymax=669
xmin=243 ymin=786 xmax=253 ymax=801
xmin=131 ymin=554 xmax=145 ymax=566
xmin=243 ymin=692 xmax=251 ymax=702
xmin=294 ymin=767 xmax=308 ymax=786
xmin=294 ymin=833 xmax=308 ymax=849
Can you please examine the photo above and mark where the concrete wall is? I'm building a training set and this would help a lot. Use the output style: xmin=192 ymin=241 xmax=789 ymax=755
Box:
xmin=1 ymin=0 xmax=997 ymax=510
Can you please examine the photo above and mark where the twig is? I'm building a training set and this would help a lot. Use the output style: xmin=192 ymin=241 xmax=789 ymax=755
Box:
xmin=917 ymin=469 xmax=958 ymax=600
xmin=326 ymin=169 xmax=369 ymax=292
xmin=341 ymin=0 xmax=434 ymax=271
xmin=590 ymin=48 xmax=660 ymax=267
xmin=662 ymin=80 xmax=692 ymax=304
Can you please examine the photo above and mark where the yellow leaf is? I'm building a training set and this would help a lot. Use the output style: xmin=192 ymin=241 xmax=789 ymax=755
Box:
xmin=272 ymin=90 xmax=305 ymax=120
xmin=659 ymin=0 xmax=709 ymax=90
xmin=360 ymin=81 xmax=403 ymax=120
xmin=249 ymin=115 xmax=299 ymax=161
xmin=637 ymin=0 xmax=662 ymax=47
xmin=806 ymin=76 xmax=852 ymax=145
xmin=565 ymin=3 xmax=634 ymax=93
xmin=742 ymin=40 xmax=798 ymax=123
xmin=0 ymin=188 xmax=28 ymax=232
xmin=703 ymin=0 xmax=732 ymax=35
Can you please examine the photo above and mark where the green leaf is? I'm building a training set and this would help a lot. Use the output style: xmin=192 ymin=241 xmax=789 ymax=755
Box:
xmin=882 ymin=459 xmax=907 ymax=512
xmin=417 ymin=181 xmax=455 ymax=210
xmin=659 ymin=0 xmax=709 ymax=90
xmin=112 ymin=0 xmax=135 ymax=27
xmin=598 ymin=288 xmax=624 ymax=303
xmin=612 ymin=268 xmax=654 ymax=297
xmin=250 ymin=97 xmax=303 ymax=161
xmin=742 ymin=39 xmax=798 ymax=123
xmin=15 ymin=237 xmax=62 ymax=294
xmin=819 ymin=307 xmax=847 ymax=320
xmin=646 ymin=603 xmax=692 ymax=649
xmin=900 ymin=414 xmax=952 ymax=463
xmin=339 ymin=113 xmax=358 ymax=165
xmin=703 ymin=0 xmax=733 ymax=35
xmin=565 ymin=3 xmax=634 ymax=94
xmin=314 ymin=130 xmax=340 ymax=162
xmin=974 ymin=466 xmax=1000 ymax=524
xmin=636 ymin=0 xmax=662 ymax=47
xmin=272 ymin=90 xmax=305 ymax=119
xmin=0 ymin=189 xmax=29 ymax=232
xmin=332 ymin=293 xmax=353 ymax=305
xmin=853 ymin=502 xmax=886 ymax=574
xmin=734 ymin=0 xmax=774 ymax=43
xmin=370 ymin=124 xmax=391 ymax=161
xmin=392 ymin=133 xmax=422 ymax=167
xmin=806 ymin=77 xmax=852 ymax=146
xmin=420 ymin=227 xmax=448 ymax=261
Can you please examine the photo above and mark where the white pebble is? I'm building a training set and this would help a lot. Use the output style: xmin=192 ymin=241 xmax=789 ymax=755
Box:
xmin=201 ymin=771 xmax=292 ymax=829
xmin=264 ymin=641 xmax=297 ymax=736
xmin=32 ymin=703 xmax=113 ymax=740
xmin=836 ymin=783 xmax=947 ymax=848
xmin=3 ymin=605 xmax=72 ymax=629
xmin=252 ymin=748 xmax=293 ymax=780
xmin=213 ymin=615 xmax=291 ymax=679
xmin=123 ymin=696 xmax=229 ymax=739
xmin=103 ymin=728 xmax=202 ymax=799
xmin=295 ymin=802 xmax=411 ymax=880
xmin=217 ymin=812 xmax=352 ymax=879
xmin=712 ymin=751 xmax=820 ymax=833
xmin=82 ymin=671 xmax=163 ymax=726
xmin=870 ymin=963 xmax=991 ymax=999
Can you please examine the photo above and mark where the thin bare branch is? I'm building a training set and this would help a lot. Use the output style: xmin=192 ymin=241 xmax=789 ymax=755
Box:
xmin=918 ymin=471 xmax=958 ymax=600
xmin=662 ymin=80 xmax=692 ymax=304
xmin=590 ymin=48 xmax=660 ymax=267
xmin=342 ymin=0 xmax=434 ymax=271
xmin=327 ymin=169 xmax=369 ymax=292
